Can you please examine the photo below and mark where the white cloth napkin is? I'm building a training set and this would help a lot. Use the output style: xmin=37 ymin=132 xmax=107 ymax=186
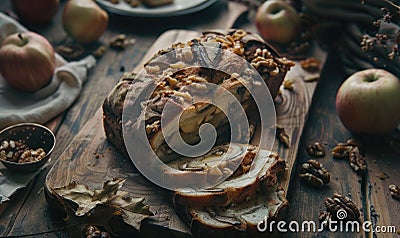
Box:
xmin=0 ymin=12 xmax=96 ymax=131
xmin=0 ymin=163 xmax=48 ymax=204
xmin=0 ymin=12 xmax=96 ymax=204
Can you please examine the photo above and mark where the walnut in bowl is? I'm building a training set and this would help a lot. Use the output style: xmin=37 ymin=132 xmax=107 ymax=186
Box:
xmin=0 ymin=123 xmax=55 ymax=172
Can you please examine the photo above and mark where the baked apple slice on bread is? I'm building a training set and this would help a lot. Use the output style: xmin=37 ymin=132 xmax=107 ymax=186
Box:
xmin=170 ymin=143 xmax=285 ymax=207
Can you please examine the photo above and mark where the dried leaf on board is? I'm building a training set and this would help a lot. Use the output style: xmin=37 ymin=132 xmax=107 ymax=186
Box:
xmin=52 ymin=178 xmax=153 ymax=234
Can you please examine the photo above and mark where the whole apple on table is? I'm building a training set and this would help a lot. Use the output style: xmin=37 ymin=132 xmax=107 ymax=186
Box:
xmin=255 ymin=0 xmax=301 ymax=44
xmin=62 ymin=0 xmax=109 ymax=44
xmin=336 ymin=68 xmax=400 ymax=135
xmin=0 ymin=32 xmax=56 ymax=92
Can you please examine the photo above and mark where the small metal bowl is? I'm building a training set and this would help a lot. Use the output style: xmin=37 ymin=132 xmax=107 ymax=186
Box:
xmin=0 ymin=123 xmax=56 ymax=173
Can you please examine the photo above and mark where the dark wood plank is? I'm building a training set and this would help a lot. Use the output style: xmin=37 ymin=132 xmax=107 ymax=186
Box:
xmin=364 ymin=141 xmax=400 ymax=238
xmin=284 ymin=53 xmax=400 ymax=238
xmin=274 ymin=46 xmax=326 ymax=193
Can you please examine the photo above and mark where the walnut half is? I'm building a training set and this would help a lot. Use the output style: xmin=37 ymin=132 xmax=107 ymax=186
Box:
xmin=324 ymin=193 xmax=360 ymax=221
xmin=332 ymin=139 xmax=366 ymax=175
xmin=299 ymin=159 xmax=330 ymax=188
xmin=306 ymin=142 xmax=326 ymax=158
xmin=276 ymin=125 xmax=290 ymax=148
xmin=389 ymin=184 xmax=400 ymax=200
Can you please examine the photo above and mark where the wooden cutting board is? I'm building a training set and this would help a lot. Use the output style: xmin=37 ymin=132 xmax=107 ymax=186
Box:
xmin=45 ymin=30 xmax=326 ymax=236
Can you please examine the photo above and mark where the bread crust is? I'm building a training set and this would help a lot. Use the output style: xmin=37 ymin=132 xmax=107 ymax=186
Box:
xmin=103 ymin=30 xmax=294 ymax=161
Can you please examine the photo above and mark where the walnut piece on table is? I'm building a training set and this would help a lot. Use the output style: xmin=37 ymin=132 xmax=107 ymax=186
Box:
xmin=83 ymin=224 xmax=111 ymax=238
xmin=300 ymin=57 xmax=321 ymax=73
xmin=299 ymin=159 xmax=330 ymax=188
xmin=276 ymin=125 xmax=290 ymax=148
xmin=283 ymin=79 xmax=294 ymax=90
xmin=56 ymin=43 xmax=84 ymax=60
xmin=306 ymin=142 xmax=326 ymax=158
xmin=389 ymin=184 xmax=400 ymax=200
xmin=332 ymin=139 xmax=366 ymax=175
xmin=320 ymin=193 xmax=360 ymax=223
xmin=109 ymin=34 xmax=136 ymax=50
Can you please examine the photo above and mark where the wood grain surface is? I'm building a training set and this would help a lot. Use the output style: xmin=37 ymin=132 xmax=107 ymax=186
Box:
xmin=284 ymin=54 xmax=400 ymax=238
xmin=44 ymin=29 xmax=327 ymax=237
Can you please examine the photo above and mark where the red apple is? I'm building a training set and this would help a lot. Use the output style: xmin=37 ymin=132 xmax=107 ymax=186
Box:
xmin=62 ymin=0 xmax=109 ymax=44
xmin=336 ymin=69 xmax=400 ymax=135
xmin=0 ymin=32 xmax=56 ymax=92
xmin=12 ymin=0 xmax=60 ymax=24
xmin=255 ymin=0 xmax=301 ymax=44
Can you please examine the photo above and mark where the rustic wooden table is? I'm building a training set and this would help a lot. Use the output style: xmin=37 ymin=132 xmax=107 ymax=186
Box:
xmin=0 ymin=0 xmax=399 ymax=237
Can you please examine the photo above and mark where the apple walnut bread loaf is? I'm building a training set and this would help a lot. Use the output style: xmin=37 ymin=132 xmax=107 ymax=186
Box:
xmin=103 ymin=29 xmax=292 ymax=237
xmin=103 ymin=29 xmax=294 ymax=161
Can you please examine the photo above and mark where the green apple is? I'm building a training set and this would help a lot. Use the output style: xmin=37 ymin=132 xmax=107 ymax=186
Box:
xmin=255 ymin=0 xmax=301 ymax=44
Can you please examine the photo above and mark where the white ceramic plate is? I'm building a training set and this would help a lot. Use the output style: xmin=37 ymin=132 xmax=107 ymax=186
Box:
xmin=95 ymin=0 xmax=219 ymax=17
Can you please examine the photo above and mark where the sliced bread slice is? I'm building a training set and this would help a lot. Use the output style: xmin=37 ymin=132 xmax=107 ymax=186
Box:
xmin=176 ymin=186 xmax=288 ymax=238
xmin=171 ymin=143 xmax=286 ymax=207
xmin=162 ymin=143 xmax=255 ymax=190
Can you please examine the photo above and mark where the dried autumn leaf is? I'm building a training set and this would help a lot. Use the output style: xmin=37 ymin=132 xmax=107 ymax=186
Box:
xmin=122 ymin=210 xmax=154 ymax=231
xmin=93 ymin=178 xmax=125 ymax=204
xmin=110 ymin=193 xmax=153 ymax=215
xmin=52 ymin=188 xmax=117 ymax=237
xmin=109 ymin=192 xmax=153 ymax=230
xmin=54 ymin=178 xmax=125 ymax=216
xmin=52 ymin=178 xmax=153 ymax=233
